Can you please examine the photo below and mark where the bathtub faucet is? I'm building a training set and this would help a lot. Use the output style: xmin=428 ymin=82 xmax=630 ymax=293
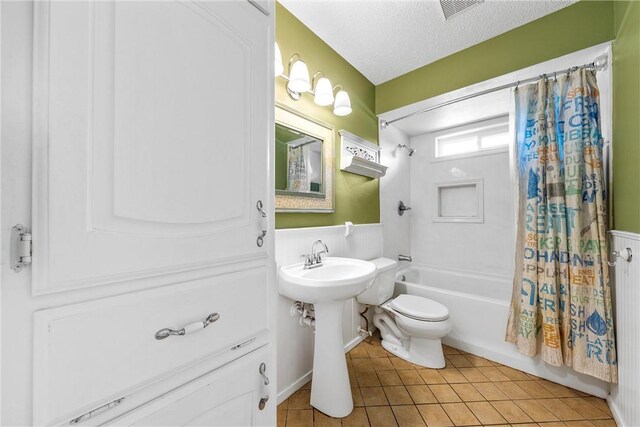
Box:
xmin=398 ymin=254 xmax=412 ymax=262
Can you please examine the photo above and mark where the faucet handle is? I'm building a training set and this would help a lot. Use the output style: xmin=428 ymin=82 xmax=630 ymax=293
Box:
xmin=301 ymin=254 xmax=312 ymax=267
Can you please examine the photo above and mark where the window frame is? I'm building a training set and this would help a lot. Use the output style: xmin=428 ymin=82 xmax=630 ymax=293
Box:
xmin=429 ymin=115 xmax=510 ymax=162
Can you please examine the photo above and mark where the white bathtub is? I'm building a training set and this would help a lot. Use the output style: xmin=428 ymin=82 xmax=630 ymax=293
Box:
xmin=394 ymin=265 xmax=610 ymax=398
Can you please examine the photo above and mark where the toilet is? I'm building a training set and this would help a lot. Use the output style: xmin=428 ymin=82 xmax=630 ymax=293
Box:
xmin=357 ymin=258 xmax=452 ymax=368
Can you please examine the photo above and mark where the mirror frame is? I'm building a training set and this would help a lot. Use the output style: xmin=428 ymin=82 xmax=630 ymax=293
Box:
xmin=275 ymin=104 xmax=334 ymax=213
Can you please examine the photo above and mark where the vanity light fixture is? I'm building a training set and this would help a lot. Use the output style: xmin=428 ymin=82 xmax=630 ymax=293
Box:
xmin=275 ymin=43 xmax=351 ymax=116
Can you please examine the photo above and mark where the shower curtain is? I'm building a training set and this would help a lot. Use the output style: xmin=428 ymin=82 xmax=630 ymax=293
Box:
xmin=287 ymin=144 xmax=311 ymax=192
xmin=505 ymin=68 xmax=617 ymax=383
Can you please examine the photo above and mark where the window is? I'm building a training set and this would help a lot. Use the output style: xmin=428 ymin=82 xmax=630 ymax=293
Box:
xmin=433 ymin=116 xmax=509 ymax=160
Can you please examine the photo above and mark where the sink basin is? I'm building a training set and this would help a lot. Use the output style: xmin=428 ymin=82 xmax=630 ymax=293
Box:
xmin=279 ymin=257 xmax=376 ymax=303
xmin=278 ymin=257 xmax=377 ymax=418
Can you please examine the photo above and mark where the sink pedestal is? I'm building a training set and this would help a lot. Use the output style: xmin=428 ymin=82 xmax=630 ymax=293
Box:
xmin=278 ymin=257 xmax=377 ymax=418
xmin=310 ymin=300 xmax=353 ymax=418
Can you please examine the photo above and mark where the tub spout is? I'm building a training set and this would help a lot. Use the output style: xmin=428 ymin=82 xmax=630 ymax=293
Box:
xmin=398 ymin=254 xmax=412 ymax=262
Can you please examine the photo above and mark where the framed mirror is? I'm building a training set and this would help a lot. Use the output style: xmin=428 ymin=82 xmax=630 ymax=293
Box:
xmin=275 ymin=124 xmax=324 ymax=198
xmin=275 ymin=104 xmax=334 ymax=212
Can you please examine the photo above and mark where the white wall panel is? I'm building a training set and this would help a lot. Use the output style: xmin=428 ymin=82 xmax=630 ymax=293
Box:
xmin=409 ymin=133 xmax=515 ymax=277
xmin=609 ymin=231 xmax=640 ymax=427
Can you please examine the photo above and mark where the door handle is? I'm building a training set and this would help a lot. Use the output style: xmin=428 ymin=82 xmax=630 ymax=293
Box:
xmin=256 ymin=200 xmax=267 ymax=247
xmin=258 ymin=362 xmax=270 ymax=410
xmin=155 ymin=313 xmax=220 ymax=340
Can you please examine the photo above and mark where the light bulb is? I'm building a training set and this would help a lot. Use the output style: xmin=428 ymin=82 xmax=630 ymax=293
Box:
xmin=275 ymin=43 xmax=284 ymax=76
xmin=287 ymin=60 xmax=311 ymax=93
xmin=333 ymin=90 xmax=352 ymax=116
xmin=314 ymin=77 xmax=334 ymax=106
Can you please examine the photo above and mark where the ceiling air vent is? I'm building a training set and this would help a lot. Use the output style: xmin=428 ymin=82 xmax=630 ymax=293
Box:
xmin=439 ymin=0 xmax=484 ymax=20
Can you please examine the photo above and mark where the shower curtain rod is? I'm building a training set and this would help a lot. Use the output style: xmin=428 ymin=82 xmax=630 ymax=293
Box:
xmin=379 ymin=55 xmax=607 ymax=130
xmin=289 ymin=139 xmax=318 ymax=149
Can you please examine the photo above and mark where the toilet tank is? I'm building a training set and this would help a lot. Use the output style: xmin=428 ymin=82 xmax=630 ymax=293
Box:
xmin=356 ymin=258 xmax=398 ymax=305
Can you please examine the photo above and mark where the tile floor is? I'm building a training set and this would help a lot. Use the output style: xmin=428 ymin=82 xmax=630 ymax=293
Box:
xmin=277 ymin=335 xmax=616 ymax=427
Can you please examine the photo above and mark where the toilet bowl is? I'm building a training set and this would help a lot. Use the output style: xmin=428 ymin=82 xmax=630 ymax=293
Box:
xmin=357 ymin=258 xmax=451 ymax=368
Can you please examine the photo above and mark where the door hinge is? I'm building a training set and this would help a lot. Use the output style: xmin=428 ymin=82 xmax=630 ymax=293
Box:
xmin=10 ymin=224 xmax=32 ymax=272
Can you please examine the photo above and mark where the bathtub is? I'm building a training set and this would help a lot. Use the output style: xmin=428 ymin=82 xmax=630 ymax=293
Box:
xmin=394 ymin=264 xmax=610 ymax=398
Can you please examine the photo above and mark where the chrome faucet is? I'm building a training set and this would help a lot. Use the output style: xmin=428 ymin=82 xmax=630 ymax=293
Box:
xmin=398 ymin=254 xmax=412 ymax=262
xmin=302 ymin=240 xmax=329 ymax=269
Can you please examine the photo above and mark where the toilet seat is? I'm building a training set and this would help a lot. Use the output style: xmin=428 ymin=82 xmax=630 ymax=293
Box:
xmin=388 ymin=294 xmax=449 ymax=322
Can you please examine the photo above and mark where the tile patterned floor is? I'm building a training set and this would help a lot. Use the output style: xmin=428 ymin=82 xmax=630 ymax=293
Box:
xmin=277 ymin=335 xmax=616 ymax=427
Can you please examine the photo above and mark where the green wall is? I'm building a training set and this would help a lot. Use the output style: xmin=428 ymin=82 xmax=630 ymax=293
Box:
xmin=612 ymin=1 xmax=640 ymax=233
xmin=375 ymin=1 xmax=615 ymax=114
xmin=275 ymin=3 xmax=379 ymax=229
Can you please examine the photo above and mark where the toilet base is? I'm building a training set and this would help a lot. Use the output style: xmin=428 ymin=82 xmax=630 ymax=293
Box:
xmin=372 ymin=306 xmax=450 ymax=369
xmin=380 ymin=336 xmax=446 ymax=369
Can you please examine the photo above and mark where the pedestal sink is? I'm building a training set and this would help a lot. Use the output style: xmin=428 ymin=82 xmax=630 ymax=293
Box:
xmin=279 ymin=257 xmax=376 ymax=418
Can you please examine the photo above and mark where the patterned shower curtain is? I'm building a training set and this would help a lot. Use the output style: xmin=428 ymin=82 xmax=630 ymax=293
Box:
xmin=287 ymin=144 xmax=311 ymax=192
xmin=505 ymin=68 xmax=617 ymax=383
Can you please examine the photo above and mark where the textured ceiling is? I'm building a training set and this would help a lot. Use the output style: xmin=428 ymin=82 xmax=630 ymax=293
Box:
xmin=279 ymin=0 xmax=576 ymax=85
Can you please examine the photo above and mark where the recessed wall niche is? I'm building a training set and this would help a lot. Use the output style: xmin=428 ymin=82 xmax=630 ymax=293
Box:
xmin=434 ymin=178 xmax=484 ymax=223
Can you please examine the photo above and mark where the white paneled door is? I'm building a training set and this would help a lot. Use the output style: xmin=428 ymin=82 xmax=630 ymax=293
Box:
xmin=1 ymin=1 xmax=275 ymax=425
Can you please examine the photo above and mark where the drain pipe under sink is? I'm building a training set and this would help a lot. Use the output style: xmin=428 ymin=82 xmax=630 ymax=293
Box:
xmin=290 ymin=301 xmax=316 ymax=329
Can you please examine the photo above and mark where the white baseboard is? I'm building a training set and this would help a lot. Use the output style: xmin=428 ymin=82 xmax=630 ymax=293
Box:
xmin=344 ymin=333 xmax=369 ymax=353
xmin=607 ymin=396 xmax=625 ymax=427
xmin=276 ymin=333 xmax=369 ymax=404
xmin=277 ymin=370 xmax=313 ymax=405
